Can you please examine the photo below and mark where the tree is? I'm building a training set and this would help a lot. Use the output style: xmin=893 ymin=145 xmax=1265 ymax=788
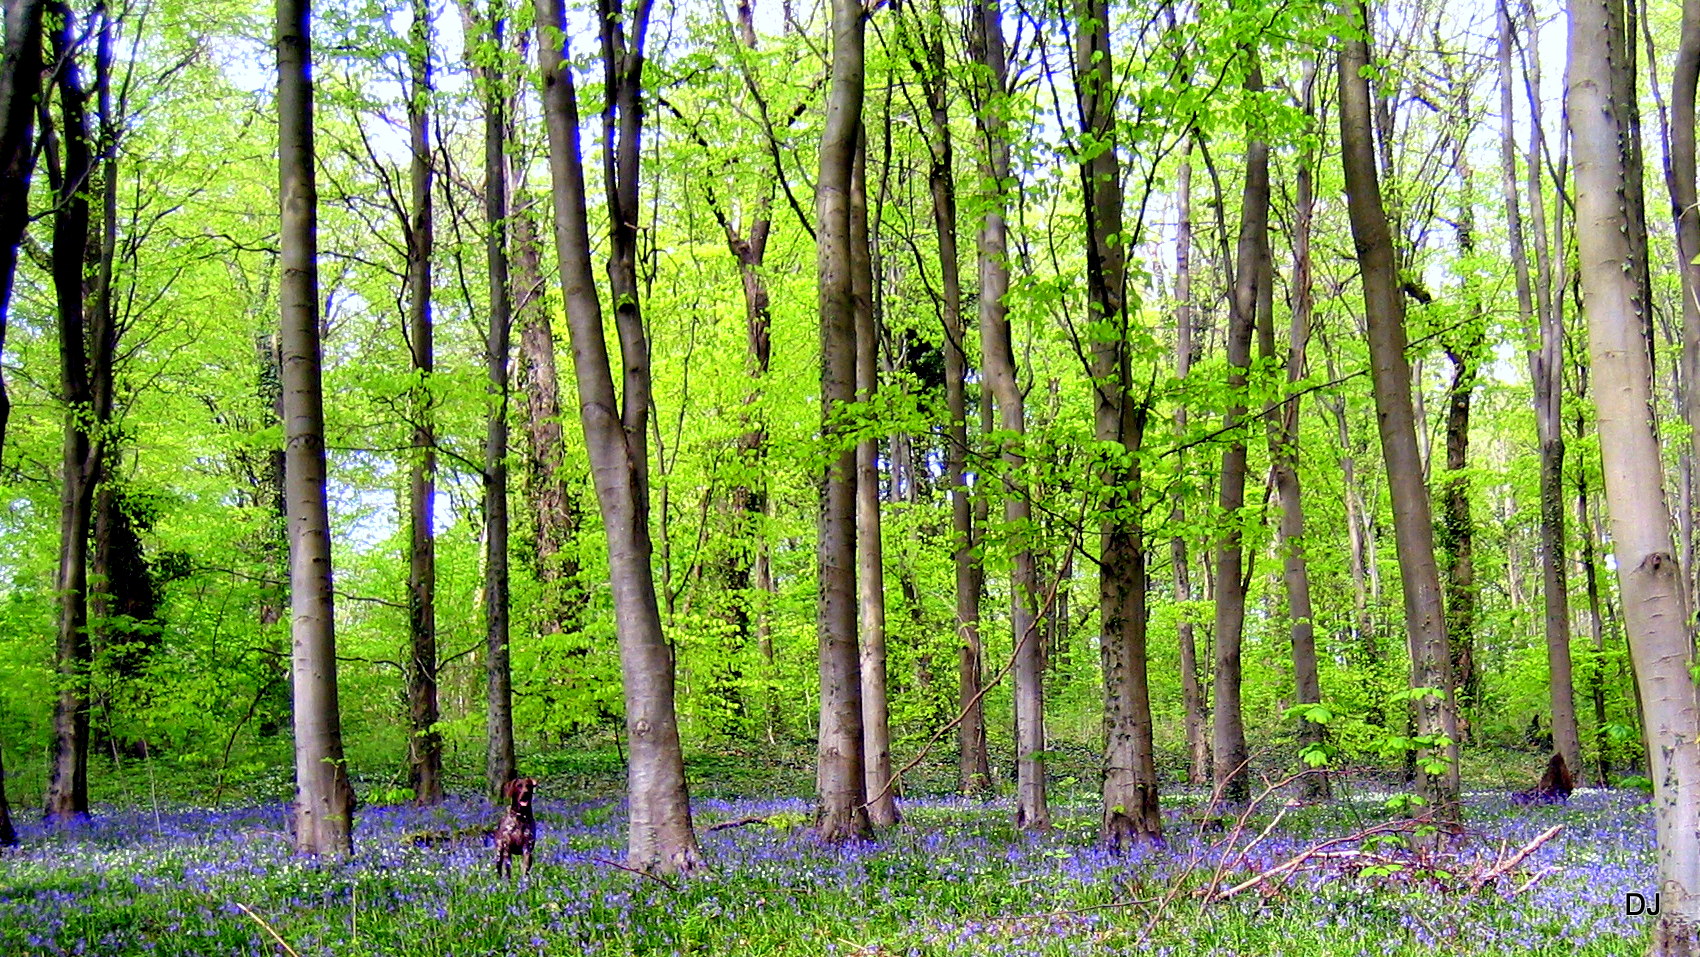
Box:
xmin=1336 ymin=0 xmax=1459 ymax=824
xmin=533 ymin=0 xmax=704 ymax=874
xmin=1266 ymin=62 xmax=1326 ymax=797
xmin=1170 ymin=150 xmax=1209 ymax=788
xmin=1497 ymin=0 xmax=1581 ymax=784
xmin=855 ymin=137 xmax=900 ymax=828
xmin=1570 ymin=0 xmax=1700 ymax=948
xmin=279 ymin=0 xmax=355 ymax=856
xmin=0 ymin=0 xmax=44 ymax=458
xmin=895 ymin=0 xmax=990 ymax=795
xmin=458 ymin=0 xmax=517 ymax=797
xmin=1670 ymin=0 xmax=1700 ymax=606
xmin=402 ymin=0 xmax=442 ymax=807
xmin=1212 ymin=34 xmax=1270 ymax=807
xmin=0 ymin=0 xmax=47 ymax=843
xmin=45 ymin=0 xmax=108 ymax=823
xmin=970 ymin=0 xmax=1047 ymax=832
xmin=1076 ymin=0 xmax=1160 ymax=847
xmin=814 ymin=0 xmax=872 ymax=844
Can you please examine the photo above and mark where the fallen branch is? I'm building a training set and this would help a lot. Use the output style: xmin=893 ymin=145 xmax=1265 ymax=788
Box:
xmin=590 ymin=857 xmax=680 ymax=892
xmin=706 ymin=814 xmax=779 ymax=833
xmin=1208 ymin=819 xmax=1422 ymax=903
xmin=1468 ymin=824 xmax=1563 ymax=892
xmin=234 ymin=902 xmax=302 ymax=957
xmin=1512 ymin=865 xmax=1556 ymax=895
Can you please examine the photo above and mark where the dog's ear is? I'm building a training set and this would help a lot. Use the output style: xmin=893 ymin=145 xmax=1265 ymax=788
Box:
xmin=524 ymin=777 xmax=537 ymax=789
xmin=503 ymin=778 xmax=518 ymax=800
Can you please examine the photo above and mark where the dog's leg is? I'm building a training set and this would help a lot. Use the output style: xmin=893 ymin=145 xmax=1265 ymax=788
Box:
xmin=523 ymin=845 xmax=533 ymax=876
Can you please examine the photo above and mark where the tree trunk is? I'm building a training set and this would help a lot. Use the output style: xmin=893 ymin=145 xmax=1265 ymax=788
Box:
xmin=719 ymin=0 xmax=778 ymax=742
xmin=1674 ymin=0 xmax=1700 ymax=608
xmin=854 ymin=137 xmax=899 ymax=827
xmin=45 ymin=4 xmax=103 ymax=823
xmin=1337 ymin=0 xmax=1460 ymax=825
xmin=255 ymin=331 xmax=289 ymax=737
xmin=1266 ymin=65 xmax=1326 ymax=797
xmin=533 ymin=0 xmax=703 ymax=874
xmin=1499 ymin=0 xmax=1583 ymax=785
xmin=0 ymin=6 xmax=43 ymax=838
xmin=462 ymin=0 xmax=516 ymax=798
xmin=1572 ymin=0 xmax=1700 ymax=949
xmin=1577 ymin=384 xmax=1613 ymax=783
xmin=971 ymin=0 xmax=1046 ymax=830
xmin=1438 ymin=75 xmax=1484 ymax=746
xmin=0 ymin=0 xmax=45 ymax=463
xmin=1212 ymin=49 xmax=1270 ymax=806
xmin=403 ymin=0 xmax=442 ymax=807
xmin=812 ymin=0 xmax=872 ymax=844
xmin=1171 ymin=154 xmax=1210 ymax=788
xmin=1439 ymin=341 xmax=1480 ymax=738
xmin=1077 ymin=0 xmax=1160 ymax=846
xmin=0 ymin=745 xmax=13 ymax=846
xmin=278 ymin=0 xmax=355 ymax=856
xmin=512 ymin=205 xmax=582 ymax=638
xmin=904 ymin=1 xmax=989 ymax=794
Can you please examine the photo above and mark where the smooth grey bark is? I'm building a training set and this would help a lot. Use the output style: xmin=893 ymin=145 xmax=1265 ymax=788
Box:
xmin=279 ymin=0 xmax=354 ymax=856
xmin=1076 ymin=0 xmax=1160 ymax=847
xmin=403 ymin=0 xmax=442 ymax=807
xmin=1212 ymin=52 xmax=1270 ymax=806
xmin=1266 ymin=66 xmax=1325 ymax=797
xmin=459 ymin=0 xmax=516 ymax=798
xmin=813 ymin=0 xmax=871 ymax=844
xmin=854 ymin=139 xmax=899 ymax=828
xmin=1498 ymin=0 xmax=1582 ymax=784
xmin=1571 ymin=0 xmax=1700 ymax=949
xmin=1320 ymin=340 xmax=1377 ymax=665
xmin=1337 ymin=0 xmax=1459 ymax=824
xmin=1171 ymin=154 xmax=1210 ymax=788
xmin=900 ymin=0 xmax=989 ymax=794
xmin=1674 ymin=0 xmax=1700 ymax=606
xmin=970 ymin=0 xmax=1047 ymax=831
xmin=534 ymin=0 xmax=703 ymax=874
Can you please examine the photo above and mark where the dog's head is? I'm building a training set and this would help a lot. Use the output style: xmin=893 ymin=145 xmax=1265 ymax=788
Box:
xmin=503 ymin=776 xmax=537 ymax=809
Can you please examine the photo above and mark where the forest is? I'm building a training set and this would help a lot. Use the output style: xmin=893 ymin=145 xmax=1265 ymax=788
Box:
xmin=0 ymin=0 xmax=1695 ymax=950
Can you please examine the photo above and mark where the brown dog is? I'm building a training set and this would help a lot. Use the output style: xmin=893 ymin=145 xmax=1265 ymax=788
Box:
xmin=494 ymin=777 xmax=538 ymax=878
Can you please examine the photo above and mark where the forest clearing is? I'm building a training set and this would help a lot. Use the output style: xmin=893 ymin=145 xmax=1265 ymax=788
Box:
xmin=2 ymin=0 xmax=1700 ymax=949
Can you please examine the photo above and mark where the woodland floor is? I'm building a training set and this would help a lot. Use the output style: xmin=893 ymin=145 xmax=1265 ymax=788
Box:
xmin=0 ymin=767 xmax=1644 ymax=956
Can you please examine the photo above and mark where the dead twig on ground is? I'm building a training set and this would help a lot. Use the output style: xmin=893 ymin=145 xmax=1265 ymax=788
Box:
xmin=234 ymin=902 xmax=302 ymax=957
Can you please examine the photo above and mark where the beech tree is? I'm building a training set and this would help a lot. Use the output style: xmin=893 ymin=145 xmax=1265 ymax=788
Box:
xmin=1336 ymin=0 xmax=1459 ymax=824
xmin=814 ymin=0 xmax=872 ymax=844
xmin=970 ymin=0 xmax=1047 ymax=832
xmin=894 ymin=0 xmax=990 ymax=794
xmin=533 ymin=0 xmax=703 ymax=874
xmin=1212 ymin=25 xmax=1270 ymax=806
xmin=402 ymin=0 xmax=442 ymax=807
xmin=456 ymin=0 xmax=517 ymax=797
xmin=1076 ymin=0 xmax=1160 ymax=847
xmin=1572 ymin=0 xmax=1700 ymax=948
xmin=278 ymin=0 xmax=355 ymax=856
xmin=44 ymin=0 xmax=102 ymax=822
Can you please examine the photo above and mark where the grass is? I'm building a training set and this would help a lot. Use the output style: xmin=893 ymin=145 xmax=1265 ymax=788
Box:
xmin=0 ymin=778 xmax=1649 ymax=956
